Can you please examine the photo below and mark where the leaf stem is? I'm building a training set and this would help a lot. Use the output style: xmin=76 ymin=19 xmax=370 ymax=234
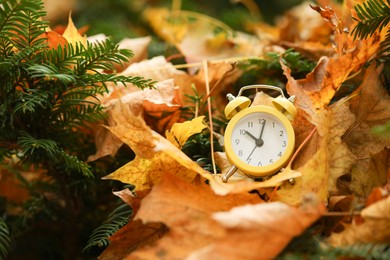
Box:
xmin=287 ymin=127 xmax=317 ymax=168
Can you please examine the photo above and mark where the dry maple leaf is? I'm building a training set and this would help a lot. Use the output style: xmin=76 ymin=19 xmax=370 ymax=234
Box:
xmin=100 ymin=172 xmax=262 ymax=259
xmin=188 ymin=194 xmax=325 ymax=260
xmin=327 ymin=196 xmax=390 ymax=247
xmin=283 ymin=4 xmax=387 ymax=116
xmin=349 ymin=148 xmax=389 ymax=199
xmin=343 ymin=65 xmax=390 ymax=162
xmin=88 ymin=79 xmax=180 ymax=161
xmin=342 ymin=65 xmax=390 ymax=198
xmin=101 ymin=102 xmax=208 ymax=191
xmin=275 ymin=97 xmax=356 ymax=204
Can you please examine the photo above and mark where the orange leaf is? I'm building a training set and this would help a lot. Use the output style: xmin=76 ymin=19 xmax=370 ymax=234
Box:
xmin=37 ymin=31 xmax=68 ymax=50
xmin=283 ymin=5 xmax=387 ymax=116
xmin=100 ymin=173 xmax=262 ymax=259
xmin=189 ymin=195 xmax=325 ymax=259
xmin=328 ymin=196 xmax=390 ymax=246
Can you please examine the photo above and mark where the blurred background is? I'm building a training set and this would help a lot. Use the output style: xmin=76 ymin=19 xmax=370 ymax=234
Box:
xmin=43 ymin=0 xmax=304 ymax=41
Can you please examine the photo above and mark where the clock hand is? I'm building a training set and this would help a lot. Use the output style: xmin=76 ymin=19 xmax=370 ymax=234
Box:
xmin=246 ymin=145 xmax=257 ymax=161
xmin=244 ymin=130 xmax=258 ymax=142
xmin=256 ymin=120 xmax=266 ymax=147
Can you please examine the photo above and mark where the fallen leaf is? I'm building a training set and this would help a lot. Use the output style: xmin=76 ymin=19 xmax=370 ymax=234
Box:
xmin=275 ymin=97 xmax=356 ymax=204
xmin=88 ymin=79 xmax=180 ymax=161
xmin=282 ymin=5 xmax=388 ymax=116
xmin=188 ymin=194 xmax=325 ymax=260
xmin=118 ymin=36 xmax=151 ymax=64
xmin=145 ymin=8 xmax=263 ymax=63
xmin=101 ymin=173 xmax=262 ymax=259
xmin=278 ymin=2 xmax=332 ymax=44
xmin=62 ymin=13 xmax=87 ymax=47
xmin=102 ymin=102 xmax=208 ymax=191
xmin=205 ymin=167 xmax=301 ymax=196
xmin=343 ymin=64 xmax=390 ymax=162
xmin=99 ymin=220 xmax=168 ymax=260
xmin=37 ymin=31 xmax=68 ymax=50
xmin=120 ymin=55 xmax=186 ymax=82
xmin=165 ymin=116 xmax=207 ymax=148
xmin=349 ymin=148 xmax=389 ymax=199
xmin=328 ymin=196 xmax=390 ymax=246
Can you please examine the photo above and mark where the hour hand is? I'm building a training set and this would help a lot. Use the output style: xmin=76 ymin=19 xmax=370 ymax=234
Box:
xmin=244 ymin=130 xmax=258 ymax=142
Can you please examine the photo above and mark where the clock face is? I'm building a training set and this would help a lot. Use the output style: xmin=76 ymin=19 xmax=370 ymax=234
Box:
xmin=224 ymin=106 xmax=295 ymax=177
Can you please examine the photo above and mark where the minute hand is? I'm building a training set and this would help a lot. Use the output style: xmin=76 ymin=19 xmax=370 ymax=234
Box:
xmin=257 ymin=120 xmax=266 ymax=147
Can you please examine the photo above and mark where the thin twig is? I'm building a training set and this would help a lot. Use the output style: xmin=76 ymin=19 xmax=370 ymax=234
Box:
xmin=203 ymin=60 xmax=217 ymax=174
xmin=202 ymin=62 xmax=237 ymax=104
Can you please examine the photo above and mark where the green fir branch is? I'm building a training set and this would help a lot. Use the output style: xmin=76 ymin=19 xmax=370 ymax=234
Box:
xmin=351 ymin=0 xmax=390 ymax=55
xmin=352 ymin=0 xmax=390 ymax=39
xmin=0 ymin=0 xmax=47 ymax=50
xmin=0 ymin=217 xmax=11 ymax=260
xmin=83 ymin=202 xmax=132 ymax=253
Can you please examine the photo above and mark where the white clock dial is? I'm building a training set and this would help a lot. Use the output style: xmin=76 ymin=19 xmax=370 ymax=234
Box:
xmin=230 ymin=112 xmax=289 ymax=167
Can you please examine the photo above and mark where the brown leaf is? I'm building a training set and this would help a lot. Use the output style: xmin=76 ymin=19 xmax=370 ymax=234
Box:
xmin=102 ymin=173 xmax=262 ymax=259
xmin=188 ymin=194 xmax=326 ymax=259
xmin=99 ymin=220 xmax=168 ymax=260
xmin=349 ymin=148 xmax=389 ymax=199
xmin=343 ymin=64 xmax=390 ymax=161
xmin=283 ymin=5 xmax=387 ymax=116
xmin=88 ymin=79 xmax=180 ymax=161
xmin=37 ymin=31 xmax=68 ymax=50
xmin=328 ymin=196 xmax=390 ymax=246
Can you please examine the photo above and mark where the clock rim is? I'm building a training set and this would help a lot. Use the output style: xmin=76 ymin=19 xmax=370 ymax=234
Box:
xmin=224 ymin=105 xmax=295 ymax=177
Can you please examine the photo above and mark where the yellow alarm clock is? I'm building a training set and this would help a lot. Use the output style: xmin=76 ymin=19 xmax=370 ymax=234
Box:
xmin=222 ymin=85 xmax=297 ymax=182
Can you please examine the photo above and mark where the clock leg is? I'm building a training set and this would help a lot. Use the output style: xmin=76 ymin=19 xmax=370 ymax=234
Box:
xmin=222 ymin=165 xmax=238 ymax=182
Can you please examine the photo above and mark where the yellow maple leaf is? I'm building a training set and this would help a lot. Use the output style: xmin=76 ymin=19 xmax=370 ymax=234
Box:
xmin=165 ymin=116 xmax=207 ymax=148
xmin=102 ymin=102 xmax=208 ymax=191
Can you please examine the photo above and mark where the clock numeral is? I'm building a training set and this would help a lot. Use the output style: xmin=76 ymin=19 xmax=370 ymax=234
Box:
xmin=238 ymin=150 xmax=243 ymax=156
xmin=239 ymin=129 xmax=245 ymax=135
xmin=280 ymin=130 xmax=284 ymax=136
xmin=272 ymin=122 xmax=275 ymax=128
xmin=248 ymin=121 xmax=254 ymax=127
xmin=282 ymin=141 xmax=286 ymax=147
xmin=246 ymin=158 xmax=252 ymax=163
xmin=270 ymin=159 xmax=273 ymax=163
xmin=235 ymin=139 xmax=240 ymax=145
xmin=257 ymin=161 xmax=262 ymax=166
xmin=278 ymin=152 xmax=282 ymax=157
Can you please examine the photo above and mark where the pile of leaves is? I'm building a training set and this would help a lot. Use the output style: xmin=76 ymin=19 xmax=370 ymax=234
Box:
xmin=1 ymin=0 xmax=390 ymax=259
xmin=84 ymin=0 xmax=390 ymax=258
